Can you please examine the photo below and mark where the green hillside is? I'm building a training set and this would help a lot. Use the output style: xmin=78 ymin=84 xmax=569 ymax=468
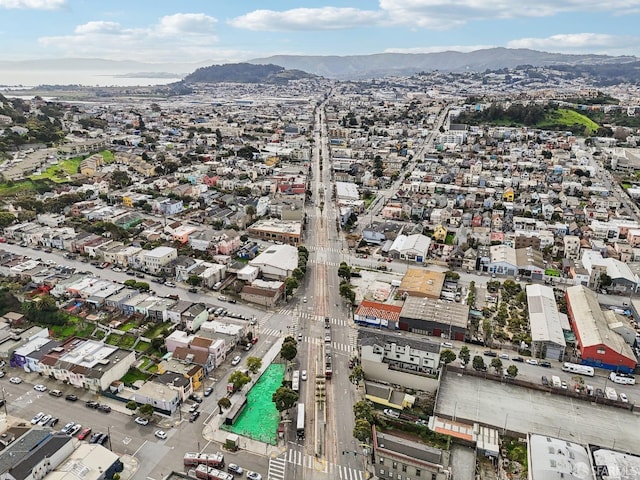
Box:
xmin=537 ymin=108 xmax=599 ymax=135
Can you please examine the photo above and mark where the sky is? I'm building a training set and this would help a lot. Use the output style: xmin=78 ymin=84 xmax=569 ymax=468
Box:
xmin=1 ymin=0 xmax=640 ymax=65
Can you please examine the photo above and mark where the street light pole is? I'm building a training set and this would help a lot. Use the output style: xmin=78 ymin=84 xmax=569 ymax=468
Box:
xmin=107 ymin=425 xmax=113 ymax=451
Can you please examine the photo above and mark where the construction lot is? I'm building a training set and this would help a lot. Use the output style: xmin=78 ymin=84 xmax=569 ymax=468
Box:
xmin=436 ymin=371 xmax=639 ymax=453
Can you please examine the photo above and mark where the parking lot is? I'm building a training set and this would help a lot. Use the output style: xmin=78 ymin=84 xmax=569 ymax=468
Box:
xmin=436 ymin=372 xmax=640 ymax=453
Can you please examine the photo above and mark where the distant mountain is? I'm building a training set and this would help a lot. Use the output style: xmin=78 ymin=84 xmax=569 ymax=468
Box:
xmin=183 ymin=62 xmax=315 ymax=84
xmin=248 ymin=48 xmax=638 ymax=79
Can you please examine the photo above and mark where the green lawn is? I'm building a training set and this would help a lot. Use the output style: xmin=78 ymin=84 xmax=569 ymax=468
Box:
xmin=120 ymin=368 xmax=151 ymax=384
xmin=104 ymin=334 xmax=120 ymax=346
xmin=135 ymin=341 xmax=151 ymax=353
xmin=0 ymin=179 xmax=37 ymax=196
xmin=50 ymin=324 xmax=79 ymax=339
xmin=143 ymin=322 xmax=170 ymax=339
xmin=100 ymin=150 xmax=115 ymax=163
xmin=118 ymin=334 xmax=136 ymax=349
xmin=120 ymin=321 xmax=138 ymax=332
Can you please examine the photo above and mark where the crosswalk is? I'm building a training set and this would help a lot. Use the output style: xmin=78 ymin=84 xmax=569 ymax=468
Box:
xmin=277 ymin=310 xmax=350 ymax=327
xmin=306 ymin=246 xmax=345 ymax=254
xmin=268 ymin=454 xmax=286 ymax=480
xmin=284 ymin=449 xmax=364 ymax=480
xmin=258 ymin=328 xmax=353 ymax=352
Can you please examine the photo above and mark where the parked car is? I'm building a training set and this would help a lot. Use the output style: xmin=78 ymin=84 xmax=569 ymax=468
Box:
xmin=164 ymin=281 xmax=176 ymax=287
xmin=9 ymin=377 xmax=21 ymax=384
xmin=499 ymin=353 xmax=509 ymax=360
xmin=540 ymin=361 xmax=552 ymax=368
xmin=97 ymin=433 xmax=109 ymax=446
xmin=483 ymin=351 xmax=497 ymax=357
xmin=188 ymin=287 xmax=198 ymax=293
xmin=189 ymin=394 xmax=203 ymax=404
xmin=441 ymin=342 xmax=453 ymax=348
xmin=68 ymin=424 xmax=82 ymax=436
xmin=65 ymin=394 xmax=78 ymax=402
xmin=231 ymin=355 xmax=241 ymax=366
xmin=37 ymin=414 xmax=52 ymax=426
xmin=61 ymin=422 xmax=75 ymax=434
xmin=85 ymin=400 xmax=99 ymax=409
xmin=49 ymin=389 xmax=63 ymax=397
xmin=247 ymin=472 xmax=262 ymax=480
xmin=189 ymin=411 xmax=201 ymax=423
xmin=134 ymin=417 xmax=149 ymax=426
xmin=154 ymin=430 xmax=167 ymax=440
xmin=89 ymin=432 xmax=102 ymax=444
xmin=31 ymin=412 xmax=44 ymax=425
xmin=541 ymin=376 xmax=549 ymax=386
xmin=512 ymin=356 xmax=524 ymax=363
xmin=78 ymin=428 xmax=92 ymax=440
xmin=383 ymin=409 xmax=400 ymax=419
xmin=48 ymin=417 xmax=59 ymax=428
xmin=204 ymin=387 xmax=214 ymax=397
xmin=301 ymin=370 xmax=307 ymax=381
xmin=526 ymin=359 xmax=539 ymax=365
xmin=620 ymin=393 xmax=629 ymax=403
xmin=561 ymin=381 xmax=568 ymax=390
xmin=33 ymin=384 xmax=47 ymax=392
xmin=227 ymin=464 xmax=244 ymax=475
xmin=98 ymin=404 xmax=111 ymax=413
xmin=189 ymin=403 xmax=199 ymax=413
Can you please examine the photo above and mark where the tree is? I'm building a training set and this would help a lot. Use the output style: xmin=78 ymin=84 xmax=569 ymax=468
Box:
xmin=349 ymin=365 xmax=365 ymax=384
xmin=229 ymin=370 xmax=251 ymax=392
xmin=292 ymin=268 xmax=304 ymax=281
xmin=110 ymin=170 xmax=132 ymax=188
xmin=272 ymin=386 xmax=299 ymax=412
xmin=187 ymin=275 xmax=202 ymax=286
xmin=218 ymin=397 xmax=231 ymax=412
xmin=353 ymin=400 xmax=373 ymax=423
xmin=124 ymin=279 xmax=137 ymax=287
xmin=472 ymin=355 xmax=486 ymax=371
xmin=506 ymin=365 xmax=519 ymax=378
xmin=125 ymin=400 xmax=138 ymax=411
xmin=338 ymin=262 xmax=352 ymax=281
xmin=353 ymin=418 xmax=371 ymax=442
xmin=599 ymin=273 xmax=612 ymax=288
xmin=0 ymin=211 xmax=16 ymax=229
xmin=490 ymin=357 xmax=503 ymax=374
xmin=440 ymin=349 xmax=457 ymax=365
xmin=280 ymin=341 xmax=298 ymax=362
xmin=246 ymin=356 xmax=262 ymax=374
xmin=339 ymin=282 xmax=355 ymax=304
xmin=245 ymin=204 xmax=256 ymax=218
xmin=284 ymin=277 xmax=299 ymax=297
xmin=459 ymin=346 xmax=471 ymax=364
xmin=138 ymin=403 xmax=154 ymax=417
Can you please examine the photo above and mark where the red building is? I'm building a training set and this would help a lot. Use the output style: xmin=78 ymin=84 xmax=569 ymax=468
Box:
xmin=565 ymin=285 xmax=637 ymax=373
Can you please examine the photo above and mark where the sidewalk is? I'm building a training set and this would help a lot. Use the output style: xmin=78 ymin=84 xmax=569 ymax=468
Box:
xmin=119 ymin=454 xmax=140 ymax=480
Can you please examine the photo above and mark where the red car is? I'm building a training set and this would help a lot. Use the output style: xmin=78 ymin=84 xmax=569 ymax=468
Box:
xmin=78 ymin=427 xmax=92 ymax=440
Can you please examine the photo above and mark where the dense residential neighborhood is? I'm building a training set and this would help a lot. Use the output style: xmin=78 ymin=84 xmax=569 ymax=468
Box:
xmin=2 ymin=66 xmax=640 ymax=480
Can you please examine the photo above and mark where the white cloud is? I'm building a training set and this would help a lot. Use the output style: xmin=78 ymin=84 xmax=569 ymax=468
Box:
xmin=229 ymin=7 xmax=384 ymax=31
xmin=0 ymin=0 xmax=65 ymax=8
xmin=230 ymin=1 xmax=640 ymax=32
xmin=38 ymin=13 xmax=222 ymax=62
xmin=507 ymin=33 xmax=640 ymax=54
xmin=156 ymin=13 xmax=217 ymax=36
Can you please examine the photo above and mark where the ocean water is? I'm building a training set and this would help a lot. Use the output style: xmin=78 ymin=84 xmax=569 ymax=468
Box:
xmin=0 ymin=69 xmax=182 ymax=87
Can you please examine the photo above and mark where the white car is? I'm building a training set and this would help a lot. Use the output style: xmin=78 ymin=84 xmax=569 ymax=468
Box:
xmin=37 ymin=414 xmax=52 ymax=426
xmin=301 ymin=370 xmax=307 ymax=381
xmin=154 ymin=430 xmax=167 ymax=440
xmin=134 ymin=417 xmax=149 ymax=426
xmin=620 ymin=393 xmax=629 ymax=403
xmin=383 ymin=408 xmax=400 ymax=419
xmin=526 ymin=359 xmax=539 ymax=365
xmin=34 ymin=384 xmax=47 ymax=392
xmin=9 ymin=377 xmax=21 ymax=384
xmin=231 ymin=355 xmax=241 ymax=366
xmin=68 ymin=424 xmax=82 ymax=436
xmin=441 ymin=342 xmax=453 ymax=349
xmin=499 ymin=353 xmax=509 ymax=360
xmin=247 ymin=472 xmax=262 ymax=480
xmin=561 ymin=381 xmax=568 ymax=390
xmin=31 ymin=412 xmax=44 ymax=424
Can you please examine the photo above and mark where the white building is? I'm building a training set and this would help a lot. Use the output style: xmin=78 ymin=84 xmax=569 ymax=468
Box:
xmin=526 ymin=284 xmax=567 ymax=361
xmin=140 ymin=246 xmax=178 ymax=274
xmin=249 ymin=244 xmax=298 ymax=280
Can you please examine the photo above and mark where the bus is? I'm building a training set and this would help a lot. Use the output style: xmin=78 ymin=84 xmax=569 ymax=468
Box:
xmin=561 ymin=362 xmax=594 ymax=377
xmin=324 ymin=345 xmax=333 ymax=379
xmin=292 ymin=370 xmax=300 ymax=392
xmin=296 ymin=403 xmax=305 ymax=440
xmin=609 ymin=371 xmax=636 ymax=385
